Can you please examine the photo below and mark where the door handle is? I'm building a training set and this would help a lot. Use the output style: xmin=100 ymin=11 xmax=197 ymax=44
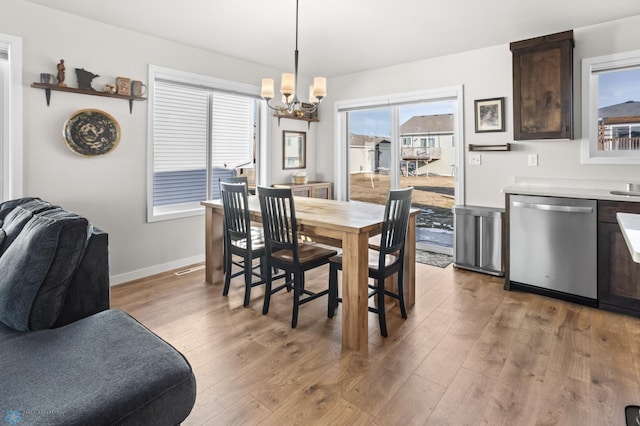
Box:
xmin=511 ymin=201 xmax=593 ymax=214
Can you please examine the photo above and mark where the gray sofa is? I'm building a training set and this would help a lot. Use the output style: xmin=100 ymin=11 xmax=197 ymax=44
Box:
xmin=0 ymin=198 xmax=196 ymax=425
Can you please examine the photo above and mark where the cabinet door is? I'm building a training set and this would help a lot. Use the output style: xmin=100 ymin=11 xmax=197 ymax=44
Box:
xmin=291 ymin=187 xmax=310 ymax=197
xmin=598 ymin=221 xmax=640 ymax=313
xmin=510 ymin=30 xmax=574 ymax=140
xmin=311 ymin=186 xmax=329 ymax=199
xmin=598 ymin=200 xmax=640 ymax=315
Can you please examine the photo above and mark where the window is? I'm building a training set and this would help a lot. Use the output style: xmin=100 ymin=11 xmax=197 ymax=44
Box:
xmin=147 ymin=66 xmax=262 ymax=222
xmin=402 ymin=137 xmax=411 ymax=146
xmin=582 ymin=50 xmax=640 ymax=163
xmin=0 ymin=34 xmax=22 ymax=202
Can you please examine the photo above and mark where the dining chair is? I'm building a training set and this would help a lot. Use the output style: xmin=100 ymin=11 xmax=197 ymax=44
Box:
xmin=219 ymin=176 xmax=263 ymax=264
xmin=220 ymin=181 xmax=268 ymax=307
xmin=328 ymin=187 xmax=413 ymax=337
xmin=257 ymin=186 xmax=338 ymax=328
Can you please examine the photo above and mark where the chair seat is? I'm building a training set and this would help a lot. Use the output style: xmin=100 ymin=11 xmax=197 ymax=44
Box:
xmin=330 ymin=249 xmax=399 ymax=271
xmin=231 ymin=229 xmax=266 ymax=250
xmin=272 ymin=243 xmax=337 ymax=265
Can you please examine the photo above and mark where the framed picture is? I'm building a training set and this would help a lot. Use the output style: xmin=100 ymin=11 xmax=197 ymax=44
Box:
xmin=283 ymin=130 xmax=306 ymax=169
xmin=474 ymin=97 xmax=505 ymax=133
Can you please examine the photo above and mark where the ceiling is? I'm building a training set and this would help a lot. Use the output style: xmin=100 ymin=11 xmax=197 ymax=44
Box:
xmin=23 ymin=0 xmax=640 ymax=78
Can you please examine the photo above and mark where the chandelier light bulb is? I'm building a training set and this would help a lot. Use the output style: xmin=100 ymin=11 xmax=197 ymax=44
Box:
xmin=280 ymin=73 xmax=295 ymax=97
xmin=312 ymin=77 xmax=326 ymax=99
xmin=261 ymin=78 xmax=274 ymax=99
xmin=309 ymin=85 xmax=318 ymax=103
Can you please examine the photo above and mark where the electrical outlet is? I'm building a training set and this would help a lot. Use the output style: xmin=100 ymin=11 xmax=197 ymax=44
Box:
xmin=528 ymin=154 xmax=538 ymax=166
xmin=469 ymin=153 xmax=481 ymax=166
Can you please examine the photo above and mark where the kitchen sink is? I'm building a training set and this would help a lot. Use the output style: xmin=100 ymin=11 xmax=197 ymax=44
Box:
xmin=610 ymin=190 xmax=640 ymax=197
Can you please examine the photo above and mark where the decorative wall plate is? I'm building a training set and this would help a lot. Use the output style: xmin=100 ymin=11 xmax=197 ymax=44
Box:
xmin=63 ymin=109 xmax=121 ymax=156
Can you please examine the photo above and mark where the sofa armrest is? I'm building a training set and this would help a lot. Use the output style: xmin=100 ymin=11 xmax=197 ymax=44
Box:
xmin=54 ymin=228 xmax=110 ymax=327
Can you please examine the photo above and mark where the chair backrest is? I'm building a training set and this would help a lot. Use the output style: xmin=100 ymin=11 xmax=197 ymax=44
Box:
xmin=220 ymin=181 xmax=252 ymax=246
xmin=257 ymin=186 xmax=299 ymax=261
xmin=219 ymin=176 xmax=248 ymax=191
xmin=379 ymin=187 xmax=413 ymax=264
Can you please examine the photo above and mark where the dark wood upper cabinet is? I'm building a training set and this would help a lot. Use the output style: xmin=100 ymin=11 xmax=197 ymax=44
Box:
xmin=510 ymin=30 xmax=574 ymax=140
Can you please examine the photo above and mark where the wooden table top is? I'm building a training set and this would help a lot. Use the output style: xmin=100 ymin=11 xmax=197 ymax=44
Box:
xmin=202 ymin=196 xmax=418 ymax=236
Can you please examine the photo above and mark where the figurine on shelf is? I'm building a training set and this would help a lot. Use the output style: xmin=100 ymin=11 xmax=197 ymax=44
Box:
xmin=75 ymin=68 xmax=100 ymax=91
xmin=56 ymin=59 xmax=67 ymax=87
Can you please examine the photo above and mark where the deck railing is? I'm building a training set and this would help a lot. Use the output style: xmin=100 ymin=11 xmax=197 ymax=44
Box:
xmin=598 ymin=137 xmax=640 ymax=151
xmin=401 ymin=146 xmax=442 ymax=160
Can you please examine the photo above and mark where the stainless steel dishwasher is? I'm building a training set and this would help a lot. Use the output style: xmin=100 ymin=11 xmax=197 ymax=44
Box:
xmin=509 ymin=194 xmax=597 ymax=305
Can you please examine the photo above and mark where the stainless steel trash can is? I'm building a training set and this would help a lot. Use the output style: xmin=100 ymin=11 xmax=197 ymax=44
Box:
xmin=453 ymin=205 xmax=504 ymax=276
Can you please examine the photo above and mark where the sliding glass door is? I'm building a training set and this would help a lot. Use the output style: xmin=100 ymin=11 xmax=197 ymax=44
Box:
xmin=347 ymin=107 xmax=393 ymax=206
xmin=340 ymin=88 xmax=463 ymax=255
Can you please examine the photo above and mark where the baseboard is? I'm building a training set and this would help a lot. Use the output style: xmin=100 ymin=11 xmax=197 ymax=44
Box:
xmin=110 ymin=254 xmax=205 ymax=286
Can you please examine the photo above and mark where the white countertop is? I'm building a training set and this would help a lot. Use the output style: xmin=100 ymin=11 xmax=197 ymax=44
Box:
xmin=503 ymin=177 xmax=640 ymax=203
xmin=617 ymin=213 xmax=640 ymax=263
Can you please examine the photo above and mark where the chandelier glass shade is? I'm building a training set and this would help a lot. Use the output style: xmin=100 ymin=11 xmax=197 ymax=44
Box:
xmin=260 ymin=0 xmax=326 ymax=114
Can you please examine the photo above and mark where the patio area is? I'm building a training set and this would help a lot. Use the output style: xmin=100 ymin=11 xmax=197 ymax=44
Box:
xmin=350 ymin=173 xmax=455 ymax=250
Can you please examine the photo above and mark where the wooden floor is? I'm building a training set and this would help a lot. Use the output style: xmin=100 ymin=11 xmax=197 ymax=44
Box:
xmin=111 ymin=261 xmax=640 ymax=425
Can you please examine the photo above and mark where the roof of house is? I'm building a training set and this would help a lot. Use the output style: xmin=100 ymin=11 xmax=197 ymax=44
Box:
xmin=400 ymin=114 xmax=454 ymax=134
xmin=349 ymin=134 xmax=390 ymax=148
xmin=599 ymin=101 xmax=640 ymax=118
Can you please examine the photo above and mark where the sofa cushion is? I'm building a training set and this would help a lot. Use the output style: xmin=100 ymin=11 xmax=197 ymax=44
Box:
xmin=30 ymin=209 xmax=92 ymax=330
xmin=0 ymin=198 xmax=53 ymax=254
xmin=0 ymin=210 xmax=89 ymax=331
xmin=0 ymin=196 xmax=37 ymax=221
xmin=0 ymin=309 xmax=196 ymax=425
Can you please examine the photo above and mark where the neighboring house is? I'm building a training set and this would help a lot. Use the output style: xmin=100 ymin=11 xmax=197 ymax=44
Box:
xmin=598 ymin=101 xmax=640 ymax=151
xmin=349 ymin=134 xmax=391 ymax=174
xmin=400 ymin=114 xmax=455 ymax=176
xmin=348 ymin=114 xmax=455 ymax=177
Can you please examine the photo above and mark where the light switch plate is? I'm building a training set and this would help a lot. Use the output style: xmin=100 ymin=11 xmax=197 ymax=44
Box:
xmin=469 ymin=153 xmax=481 ymax=166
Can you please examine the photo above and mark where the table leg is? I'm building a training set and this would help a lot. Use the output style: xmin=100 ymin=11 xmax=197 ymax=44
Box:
xmin=341 ymin=231 xmax=369 ymax=351
xmin=204 ymin=207 xmax=224 ymax=284
xmin=404 ymin=213 xmax=416 ymax=307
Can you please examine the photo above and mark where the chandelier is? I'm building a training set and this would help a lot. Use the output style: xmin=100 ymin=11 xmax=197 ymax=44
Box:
xmin=260 ymin=0 xmax=326 ymax=116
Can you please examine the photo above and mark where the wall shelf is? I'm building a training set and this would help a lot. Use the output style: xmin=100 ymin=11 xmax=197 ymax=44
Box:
xmin=31 ymin=83 xmax=147 ymax=114
xmin=274 ymin=114 xmax=319 ymax=129
xmin=468 ymin=143 xmax=511 ymax=152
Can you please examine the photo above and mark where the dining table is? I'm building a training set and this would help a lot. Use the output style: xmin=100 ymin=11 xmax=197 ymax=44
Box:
xmin=201 ymin=196 xmax=418 ymax=351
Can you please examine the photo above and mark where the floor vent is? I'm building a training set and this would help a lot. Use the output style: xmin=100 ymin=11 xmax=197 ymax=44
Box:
xmin=174 ymin=264 xmax=205 ymax=276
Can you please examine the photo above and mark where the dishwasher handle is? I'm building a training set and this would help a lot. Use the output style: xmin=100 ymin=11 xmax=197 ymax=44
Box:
xmin=511 ymin=200 xmax=593 ymax=214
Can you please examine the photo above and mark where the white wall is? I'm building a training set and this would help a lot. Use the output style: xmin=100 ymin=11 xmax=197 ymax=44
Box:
xmin=317 ymin=15 xmax=640 ymax=208
xmin=3 ymin=0 xmax=318 ymax=283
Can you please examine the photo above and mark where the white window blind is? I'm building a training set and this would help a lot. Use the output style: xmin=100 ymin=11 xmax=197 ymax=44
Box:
xmin=151 ymin=79 xmax=257 ymax=218
xmin=211 ymin=92 xmax=254 ymax=169
xmin=153 ymin=81 xmax=208 ymax=206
